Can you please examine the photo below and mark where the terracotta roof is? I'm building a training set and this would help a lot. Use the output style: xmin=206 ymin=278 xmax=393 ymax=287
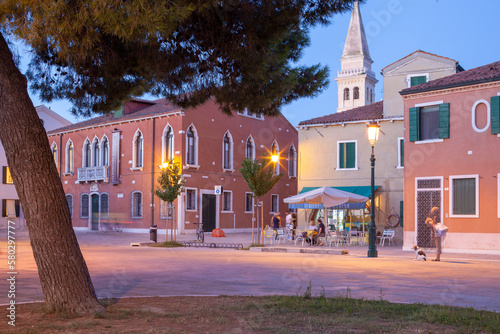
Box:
xmin=298 ymin=101 xmax=383 ymax=126
xmin=47 ymin=99 xmax=181 ymax=134
xmin=401 ymin=61 xmax=500 ymax=95
xmin=381 ymin=50 xmax=458 ymax=72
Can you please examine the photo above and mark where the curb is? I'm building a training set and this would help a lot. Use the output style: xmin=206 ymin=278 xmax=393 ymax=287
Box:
xmin=250 ymin=247 xmax=349 ymax=255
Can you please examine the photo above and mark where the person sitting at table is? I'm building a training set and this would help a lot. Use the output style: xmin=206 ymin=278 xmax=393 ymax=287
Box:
xmin=305 ymin=219 xmax=318 ymax=245
xmin=314 ymin=218 xmax=326 ymax=246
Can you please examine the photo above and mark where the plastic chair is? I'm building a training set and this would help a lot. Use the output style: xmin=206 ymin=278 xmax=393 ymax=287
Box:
xmin=276 ymin=228 xmax=287 ymax=244
xmin=380 ymin=229 xmax=395 ymax=246
xmin=262 ymin=227 xmax=276 ymax=245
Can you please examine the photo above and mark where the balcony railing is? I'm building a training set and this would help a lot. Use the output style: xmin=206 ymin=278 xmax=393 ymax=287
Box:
xmin=77 ymin=166 xmax=109 ymax=182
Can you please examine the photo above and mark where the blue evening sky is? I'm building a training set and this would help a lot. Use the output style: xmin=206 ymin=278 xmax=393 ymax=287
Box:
xmin=28 ymin=0 xmax=500 ymax=126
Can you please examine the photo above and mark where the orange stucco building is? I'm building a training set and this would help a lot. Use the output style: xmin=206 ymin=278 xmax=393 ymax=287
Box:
xmin=401 ymin=61 xmax=500 ymax=254
xmin=47 ymin=98 xmax=298 ymax=235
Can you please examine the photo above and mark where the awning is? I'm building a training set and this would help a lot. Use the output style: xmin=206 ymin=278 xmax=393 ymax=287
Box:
xmin=287 ymin=186 xmax=380 ymax=210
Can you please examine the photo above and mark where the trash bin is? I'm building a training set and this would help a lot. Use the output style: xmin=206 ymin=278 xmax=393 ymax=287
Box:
xmin=150 ymin=225 xmax=157 ymax=243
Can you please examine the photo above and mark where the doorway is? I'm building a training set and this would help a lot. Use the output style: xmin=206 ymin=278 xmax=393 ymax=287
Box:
xmin=415 ymin=178 xmax=442 ymax=248
xmin=202 ymin=194 xmax=216 ymax=232
xmin=91 ymin=194 xmax=99 ymax=230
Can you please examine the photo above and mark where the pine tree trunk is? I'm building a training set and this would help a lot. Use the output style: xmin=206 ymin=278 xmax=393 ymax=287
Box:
xmin=0 ymin=33 xmax=102 ymax=313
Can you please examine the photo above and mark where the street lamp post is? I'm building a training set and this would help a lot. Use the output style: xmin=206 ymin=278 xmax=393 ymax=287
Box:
xmin=367 ymin=122 xmax=380 ymax=258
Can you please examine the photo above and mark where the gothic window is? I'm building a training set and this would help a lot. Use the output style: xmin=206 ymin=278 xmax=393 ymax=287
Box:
xmin=83 ymin=139 xmax=91 ymax=168
xmin=92 ymin=138 xmax=100 ymax=167
xmin=101 ymin=137 xmax=109 ymax=166
xmin=65 ymin=140 xmax=74 ymax=173
xmin=353 ymin=87 xmax=359 ymax=100
xmin=246 ymin=136 xmax=255 ymax=160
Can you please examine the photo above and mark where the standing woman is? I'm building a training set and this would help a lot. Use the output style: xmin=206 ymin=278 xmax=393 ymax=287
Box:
xmin=425 ymin=206 xmax=443 ymax=261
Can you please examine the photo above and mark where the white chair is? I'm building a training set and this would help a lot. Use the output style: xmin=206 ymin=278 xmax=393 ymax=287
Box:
xmin=262 ymin=228 xmax=276 ymax=245
xmin=294 ymin=230 xmax=306 ymax=246
xmin=380 ymin=229 xmax=395 ymax=246
xmin=276 ymin=228 xmax=287 ymax=244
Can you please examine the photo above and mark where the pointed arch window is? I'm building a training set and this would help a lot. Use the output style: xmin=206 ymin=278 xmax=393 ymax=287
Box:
xmin=163 ymin=125 xmax=174 ymax=162
xmin=222 ymin=131 xmax=233 ymax=170
xmin=343 ymin=88 xmax=350 ymax=101
xmin=246 ymin=136 xmax=255 ymax=160
xmin=132 ymin=130 xmax=143 ymax=169
xmin=288 ymin=145 xmax=297 ymax=178
xmin=101 ymin=137 xmax=109 ymax=166
xmin=353 ymin=87 xmax=360 ymax=100
xmin=271 ymin=141 xmax=280 ymax=175
xmin=51 ymin=143 xmax=58 ymax=168
xmin=92 ymin=138 xmax=100 ymax=167
xmin=83 ymin=139 xmax=91 ymax=167
xmin=186 ymin=125 xmax=197 ymax=165
xmin=65 ymin=140 xmax=74 ymax=174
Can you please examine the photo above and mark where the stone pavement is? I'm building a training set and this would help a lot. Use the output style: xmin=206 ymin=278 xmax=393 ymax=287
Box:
xmin=3 ymin=229 xmax=500 ymax=312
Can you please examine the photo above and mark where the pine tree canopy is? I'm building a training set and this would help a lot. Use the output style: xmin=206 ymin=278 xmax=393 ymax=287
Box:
xmin=0 ymin=0 xmax=360 ymax=117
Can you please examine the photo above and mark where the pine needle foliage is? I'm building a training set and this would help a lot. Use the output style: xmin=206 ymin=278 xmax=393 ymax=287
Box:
xmin=0 ymin=0 xmax=362 ymax=117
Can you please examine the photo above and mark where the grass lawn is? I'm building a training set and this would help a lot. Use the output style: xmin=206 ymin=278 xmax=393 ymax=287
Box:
xmin=11 ymin=294 xmax=499 ymax=333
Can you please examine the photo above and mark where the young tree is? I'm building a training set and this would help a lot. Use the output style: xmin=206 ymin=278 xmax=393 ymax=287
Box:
xmin=0 ymin=0 xmax=361 ymax=313
xmin=239 ymin=158 xmax=283 ymax=244
xmin=155 ymin=160 xmax=185 ymax=241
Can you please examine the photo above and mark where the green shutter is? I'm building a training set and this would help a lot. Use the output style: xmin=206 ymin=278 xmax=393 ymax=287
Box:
xmin=410 ymin=76 xmax=426 ymax=87
xmin=346 ymin=142 xmax=356 ymax=168
xmin=339 ymin=143 xmax=345 ymax=169
xmin=409 ymin=107 xmax=420 ymax=142
xmin=491 ymin=96 xmax=500 ymax=134
xmin=439 ymin=103 xmax=450 ymax=139
xmin=400 ymin=139 xmax=404 ymax=167
xmin=399 ymin=200 xmax=404 ymax=227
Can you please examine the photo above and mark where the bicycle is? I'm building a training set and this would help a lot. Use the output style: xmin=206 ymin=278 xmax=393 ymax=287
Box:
xmin=193 ymin=222 xmax=204 ymax=243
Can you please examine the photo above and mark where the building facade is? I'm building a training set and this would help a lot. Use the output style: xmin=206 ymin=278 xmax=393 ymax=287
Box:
xmin=296 ymin=2 xmax=462 ymax=242
xmin=401 ymin=61 xmax=500 ymax=254
xmin=47 ymin=98 xmax=298 ymax=234
xmin=1 ymin=105 xmax=72 ymax=229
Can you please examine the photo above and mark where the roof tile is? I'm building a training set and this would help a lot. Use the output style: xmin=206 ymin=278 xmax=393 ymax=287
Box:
xmin=298 ymin=101 xmax=383 ymax=126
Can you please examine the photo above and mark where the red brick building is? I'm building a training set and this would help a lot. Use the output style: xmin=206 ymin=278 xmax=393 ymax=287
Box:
xmin=47 ymin=98 xmax=298 ymax=235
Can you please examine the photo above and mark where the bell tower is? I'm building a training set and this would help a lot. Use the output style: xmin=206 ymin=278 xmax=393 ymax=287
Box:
xmin=335 ymin=1 xmax=378 ymax=112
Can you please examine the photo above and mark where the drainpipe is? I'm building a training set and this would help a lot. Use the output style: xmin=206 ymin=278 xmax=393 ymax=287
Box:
xmin=151 ymin=118 xmax=156 ymax=229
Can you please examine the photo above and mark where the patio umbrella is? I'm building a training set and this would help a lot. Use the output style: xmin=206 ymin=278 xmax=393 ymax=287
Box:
xmin=283 ymin=186 xmax=368 ymax=208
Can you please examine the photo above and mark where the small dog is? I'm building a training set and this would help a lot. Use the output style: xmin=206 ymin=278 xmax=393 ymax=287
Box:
xmin=412 ymin=245 xmax=427 ymax=261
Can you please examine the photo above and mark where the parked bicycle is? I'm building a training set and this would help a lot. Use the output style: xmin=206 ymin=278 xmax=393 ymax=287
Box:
xmin=193 ymin=221 xmax=204 ymax=243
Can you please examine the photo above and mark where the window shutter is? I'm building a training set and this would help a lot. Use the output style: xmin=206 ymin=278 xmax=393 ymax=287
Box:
xmin=1 ymin=199 xmax=5 ymax=217
xmin=2 ymin=166 xmax=6 ymax=184
xmin=346 ymin=142 xmax=356 ymax=168
xmin=439 ymin=103 xmax=450 ymax=139
xmin=409 ymin=107 xmax=420 ymax=142
xmin=491 ymin=96 xmax=500 ymax=134
xmin=410 ymin=76 xmax=426 ymax=87
xmin=339 ymin=143 xmax=345 ymax=169
xmin=399 ymin=200 xmax=404 ymax=227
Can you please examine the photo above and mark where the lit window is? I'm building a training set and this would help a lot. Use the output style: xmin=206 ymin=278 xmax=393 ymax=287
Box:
xmin=2 ymin=166 xmax=13 ymax=184
xmin=271 ymin=141 xmax=280 ymax=175
xmin=1 ymin=199 xmax=19 ymax=218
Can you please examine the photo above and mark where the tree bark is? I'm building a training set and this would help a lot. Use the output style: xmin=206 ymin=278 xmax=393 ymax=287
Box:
xmin=0 ymin=33 xmax=102 ymax=313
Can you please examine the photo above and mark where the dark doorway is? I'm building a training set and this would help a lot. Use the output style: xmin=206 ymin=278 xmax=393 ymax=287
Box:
xmin=91 ymin=194 xmax=99 ymax=231
xmin=202 ymin=194 xmax=216 ymax=232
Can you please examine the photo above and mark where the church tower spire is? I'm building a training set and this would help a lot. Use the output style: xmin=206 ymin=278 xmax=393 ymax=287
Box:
xmin=335 ymin=1 xmax=378 ymax=112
